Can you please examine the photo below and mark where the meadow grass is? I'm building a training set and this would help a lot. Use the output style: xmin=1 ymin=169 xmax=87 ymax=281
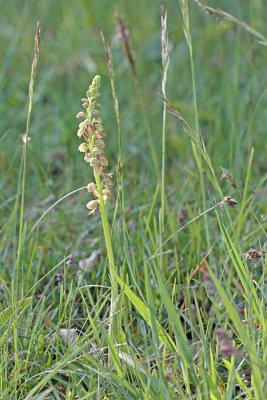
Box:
xmin=0 ymin=0 xmax=266 ymax=398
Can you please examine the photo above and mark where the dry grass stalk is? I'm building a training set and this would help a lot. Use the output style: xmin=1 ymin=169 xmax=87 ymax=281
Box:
xmin=115 ymin=12 xmax=138 ymax=87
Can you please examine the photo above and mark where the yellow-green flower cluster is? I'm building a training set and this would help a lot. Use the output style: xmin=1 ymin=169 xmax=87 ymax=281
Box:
xmin=76 ymin=75 xmax=112 ymax=215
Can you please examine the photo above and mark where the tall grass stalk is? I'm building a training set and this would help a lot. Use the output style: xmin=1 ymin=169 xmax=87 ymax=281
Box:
xmin=160 ymin=7 xmax=169 ymax=234
xmin=16 ymin=20 xmax=40 ymax=293
xmin=179 ymin=0 xmax=211 ymax=248
xmin=11 ymin=21 xmax=39 ymax=394
xmin=194 ymin=0 xmax=267 ymax=46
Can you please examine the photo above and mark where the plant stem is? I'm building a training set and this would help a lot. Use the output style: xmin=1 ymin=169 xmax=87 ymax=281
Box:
xmin=160 ymin=8 xmax=169 ymax=270
xmin=94 ymin=170 xmax=118 ymax=359
xmin=161 ymin=82 xmax=167 ymax=234
xmin=160 ymin=81 xmax=167 ymax=272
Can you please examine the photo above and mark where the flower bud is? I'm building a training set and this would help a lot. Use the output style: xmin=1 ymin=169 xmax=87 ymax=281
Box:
xmin=91 ymin=109 xmax=100 ymax=116
xmin=95 ymin=131 xmax=105 ymax=138
xmin=105 ymin=178 xmax=113 ymax=186
xmin=89 ymin=88 xmax=97 ymax=97
xmin=103 ymin=187 xmax=111 ymax=202
xmin=77 ymin=129 xmax=83 ymax=138
xmin=94 ymin=117 xmax=102 ymax=124
xmin=99 ymin=156 xmax=108 ymax=166
xmin=91 ymin=76 xmax=101 ymax=89
xmin=102 ymin=188 xmax=111 ymax=197
xmin=89 ymin=94 xmax=100 ymax=102
xmin=84 ymin=153 xmax=90 ymax=163
xmin=76 ymin=111 xmax=86 ymax=119
xmin=95 ymin=139 xmax=105 ymax=148
xmin=89 ymin=158 xmax=99 ymax=167
xmin=92 ymin=146 xmax=104 ymax=155
xmin=78 ymin=143 xmax=88 ymax=152
xmin=94 ymin=124 xmax=103 ymax=132
xmin=87 ymin=182 xmax=96 ymax=192
xmin=86 ymin=200 xmax=99 ymax=210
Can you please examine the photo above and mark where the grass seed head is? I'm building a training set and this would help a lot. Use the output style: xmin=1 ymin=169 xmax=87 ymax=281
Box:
xmin=224 ymin=196 xmax=238 ymax=207
xmin=218 ymin=196 xmax=238 ymax=208
xmin=245 ymin=248 xmax=266 ymax=261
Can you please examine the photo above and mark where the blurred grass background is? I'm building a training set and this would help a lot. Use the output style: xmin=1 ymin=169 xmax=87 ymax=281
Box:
xmin=1 ymin=0 xmax=266 ymax=189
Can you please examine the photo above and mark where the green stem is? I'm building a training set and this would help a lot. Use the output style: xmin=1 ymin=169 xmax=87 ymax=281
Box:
xmin=160 ymin=73 xmax=167 ymax=272
xmin=161 ymin=86 xmax=167 ymax=234
xmin=94 ymin=170 xmax=118 ymax=361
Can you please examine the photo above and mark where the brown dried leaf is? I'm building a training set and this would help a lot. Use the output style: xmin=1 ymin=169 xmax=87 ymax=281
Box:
xmin=215 ymin=328 xmax=241 ymax=357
